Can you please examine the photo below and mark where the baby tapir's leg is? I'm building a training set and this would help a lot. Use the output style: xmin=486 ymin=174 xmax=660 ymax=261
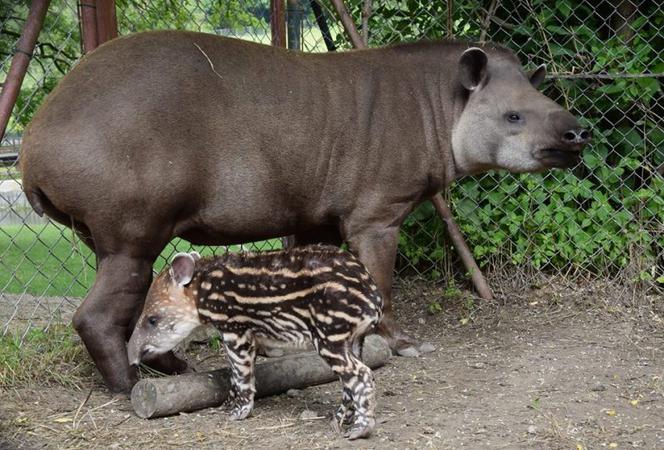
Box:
xmin=222 ymin=330 xmax=257 ymax=420
xmin=317 ymin=340 xmax=376 ymax=440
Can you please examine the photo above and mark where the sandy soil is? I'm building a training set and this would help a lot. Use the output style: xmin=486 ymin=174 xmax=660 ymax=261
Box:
xmin=1 ymin=280 xmax=663 ymax=449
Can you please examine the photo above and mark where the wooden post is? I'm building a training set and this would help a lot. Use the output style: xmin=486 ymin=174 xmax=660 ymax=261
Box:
xmin=0 ymin=0 xmax=51 ymax=141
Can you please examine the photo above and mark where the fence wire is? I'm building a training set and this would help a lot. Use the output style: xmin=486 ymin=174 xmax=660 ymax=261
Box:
xmin=1 ymin=0 xmax=662 ymax=340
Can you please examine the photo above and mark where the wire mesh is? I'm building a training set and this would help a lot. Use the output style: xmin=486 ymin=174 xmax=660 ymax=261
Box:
xmin=1 ymin=0 xmax=662 ymax=341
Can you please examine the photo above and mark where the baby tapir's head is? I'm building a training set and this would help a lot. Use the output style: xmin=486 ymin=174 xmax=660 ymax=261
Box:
xmin=127 ymin=252 xmax=202 ymax=366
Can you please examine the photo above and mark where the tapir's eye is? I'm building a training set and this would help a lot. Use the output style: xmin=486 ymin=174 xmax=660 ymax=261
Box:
xmin=506 ymin=112 xmax=523 ymax=123
xmin=147 ymin=316 xmax=159 ymax=326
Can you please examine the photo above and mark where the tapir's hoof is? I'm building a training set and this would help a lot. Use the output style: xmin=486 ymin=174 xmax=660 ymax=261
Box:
xmin=381 ymin=325 xmax=435 ymax=358
xmin=395 ymin=342 xmax=435 ymax=357
xmin=229 ymin=404 xmax=253 ymax=421
xmin=345 ymin=420 xmax=375 ymax=440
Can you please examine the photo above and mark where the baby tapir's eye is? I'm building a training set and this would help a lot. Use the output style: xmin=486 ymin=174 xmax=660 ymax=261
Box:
xmin=506 ymin=112 xmax=523 ymax=123
xmin=147 ymin=316 xmax=159 ymax=326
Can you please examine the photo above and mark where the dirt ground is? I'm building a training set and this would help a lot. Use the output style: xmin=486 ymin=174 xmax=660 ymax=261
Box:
xmin=1 ymin=279 xmax=663 ymax=449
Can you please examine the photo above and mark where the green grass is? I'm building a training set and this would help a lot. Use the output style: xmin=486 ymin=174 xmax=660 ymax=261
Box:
xmin=0 ymin=324 xmax=94 ymax=389
xmin=0 ymin=166 xmax=20 ymax=181
xmin=0 ymin=223 xmax=281 ymax=297
xmin=0 ymin=223 xmax=94 ymax=297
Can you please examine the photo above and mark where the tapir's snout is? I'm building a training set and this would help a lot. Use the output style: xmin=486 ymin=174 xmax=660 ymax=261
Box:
xmin=535 ymin=109 xmax=592 ymax=169
xmin=128 ymin=347 xmax=151 ymax=366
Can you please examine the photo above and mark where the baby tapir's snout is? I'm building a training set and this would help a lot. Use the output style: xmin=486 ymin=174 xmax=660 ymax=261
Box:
xmin=127 ymin=251 xmax=203 ymax=367
xmin=127 ymin=245 xmax=383 ymax=439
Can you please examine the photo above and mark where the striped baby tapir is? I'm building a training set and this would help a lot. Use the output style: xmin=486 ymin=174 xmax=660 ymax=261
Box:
xmin=127 ymin=245 xmax=383 ymax=439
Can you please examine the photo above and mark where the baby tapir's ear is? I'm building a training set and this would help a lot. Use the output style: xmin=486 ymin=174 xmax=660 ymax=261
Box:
xmin=190 ymin=251 xmax=202 ymax=262
xmin=169 ymin=253 xmax=196 ymax=286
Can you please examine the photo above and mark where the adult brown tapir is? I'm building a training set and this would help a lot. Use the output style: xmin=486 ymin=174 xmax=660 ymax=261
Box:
xmin=20 ymin=31 xmax=590 ymax=394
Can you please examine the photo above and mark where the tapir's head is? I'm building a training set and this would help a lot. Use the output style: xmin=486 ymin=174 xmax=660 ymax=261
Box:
xmin=451 ymin=47 xmax=591 ymax=176
xmin=127 ymin=252 xmax=202 ymax=366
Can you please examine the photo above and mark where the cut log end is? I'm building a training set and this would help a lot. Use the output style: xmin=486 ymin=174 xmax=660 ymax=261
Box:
xmin=131 ymin=380 xmax=157 ymax=419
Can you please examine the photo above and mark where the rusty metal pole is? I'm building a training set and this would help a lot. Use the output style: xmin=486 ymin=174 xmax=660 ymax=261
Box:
xmin=329 ymin=0 xmax=493 ymax=300
xmin=95 ymin=0 xmax=118 ymax=45
xmin=271 ymin=0 xmax=286 ymax=48
xmin=78 ymin=0 xmax=99 ymax=54
xmin=0 ymin=0 xmax=51 ymax=141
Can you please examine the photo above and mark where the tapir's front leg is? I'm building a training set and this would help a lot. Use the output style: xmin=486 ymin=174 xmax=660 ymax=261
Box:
xmin=222 ymin=331 xmax=257 ymax=420
xmin=73 ymin=253 xmax=188 ymax=394
xmin=346 ymin=225 xmax=434 ymax=357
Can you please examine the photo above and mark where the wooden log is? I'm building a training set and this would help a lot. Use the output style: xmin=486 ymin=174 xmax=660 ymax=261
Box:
xmin=131 ymin=334 xmax=391 ymax=419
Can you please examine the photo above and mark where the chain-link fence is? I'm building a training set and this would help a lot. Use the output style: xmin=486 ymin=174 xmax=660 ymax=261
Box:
xmin=1 ymin=0 xmax=662 ymax=340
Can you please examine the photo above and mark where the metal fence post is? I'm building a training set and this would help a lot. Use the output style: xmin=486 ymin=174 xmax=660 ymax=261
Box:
xmin=287 ymin=0 xmax=303 ymax=51
xmin=0 ymin=0 xmax=51 ymax=141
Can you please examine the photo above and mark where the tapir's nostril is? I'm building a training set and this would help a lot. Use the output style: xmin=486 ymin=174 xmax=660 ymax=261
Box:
xmin=562 ymin=128 xmax=591 ymax=145
xmin=563 ymin=131 xmax=577 ymax=142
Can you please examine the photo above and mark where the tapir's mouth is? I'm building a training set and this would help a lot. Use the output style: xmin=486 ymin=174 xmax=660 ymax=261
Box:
xmin=537 ymin=147 xmax=581 ymax=168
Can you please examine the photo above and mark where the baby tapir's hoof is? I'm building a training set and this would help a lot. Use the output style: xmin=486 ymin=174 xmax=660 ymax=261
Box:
xmin=229 ymin=404 xmax=253 ymax=421
xmin=344 ymin=418 xmax=375 ymax=440
xmin=330 ymin=413 xmax=374 ymax=440
xmin=223 ymin=396 xmax=254 ymax=421
xmin=346 ymin=423 xmax=374 ymax=440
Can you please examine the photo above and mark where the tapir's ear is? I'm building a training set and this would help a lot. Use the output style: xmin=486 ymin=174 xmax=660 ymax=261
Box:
xmin=169 ymin=253 xmax=196 ymax=286
xmin=458 ymin=47 xmax=488 ymax=91
xmin=529 ymin=64 xmax=547 ymax=88
xmin=190 ymin=251 xmax=202 ymax=262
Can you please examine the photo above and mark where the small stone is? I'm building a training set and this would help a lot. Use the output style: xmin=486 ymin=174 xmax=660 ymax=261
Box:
xmin=470 ymin=362 xmax=486 ymax=369
xmin=299 ymin=409 xmax=319 ymax=420
xmin=396 ymin=346 xmax=420 ymax=358
xmin=286 ymin=389 xmax=302 ymax=398
xmin=527 ymin=425 xmax=537 ymax=434
xmin=590 ymin=383 xmax=607 ymax=392
xmin=418 ymin=342 xmax=435 ymax=353
xmin=418 ymin=318 xmax=426 ymax=325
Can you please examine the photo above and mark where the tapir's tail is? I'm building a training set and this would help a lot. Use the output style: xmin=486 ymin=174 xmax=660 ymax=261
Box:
xmin=24 ymin=186 xmax=45 ymax=217
xmin=23 ymin=183 xmax=73 ymax=228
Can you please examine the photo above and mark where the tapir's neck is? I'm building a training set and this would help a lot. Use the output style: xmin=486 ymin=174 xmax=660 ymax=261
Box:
xmin=314 ymin=49 xmax=460 ymax=198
